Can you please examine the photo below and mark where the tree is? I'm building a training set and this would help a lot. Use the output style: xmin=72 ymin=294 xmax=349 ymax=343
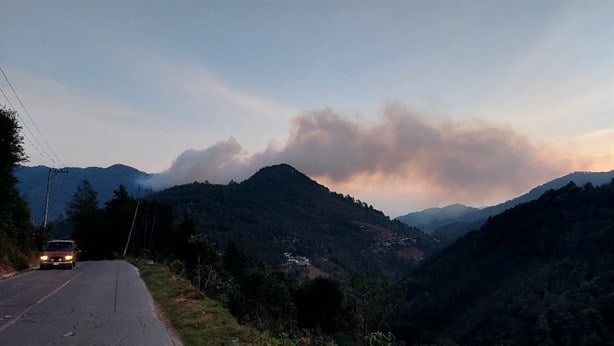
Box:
xmin=227 ymin=267 xmax=296 ymax=333
xmin=223 ymin=240 xmax=248 ymax=276
xmin=66 ymin=180 xmax=99 ymax=220
xmin=0 ymin=108 xmax=26 ymax=185
xmin=67 ymin=180 xmax=101 ymax=258
xmin=103 ymin=185 xmax=137 ymax=256
xmin=0 ymin=108 xmax=25 ymax=221
xmin=105 ymin=184 xmax=130 ymax=208
xmin=296 ymin=277 xmax=344 ymax=332
xmin=0 ymin=107 xmax=34 ymax=269
xmin=187 ymin=233 xmax=218 ymax=291
xmin=350 ymin=273 xmax=406 ymax=335
xmin=134 ymin=200 xmax=175 ymax=256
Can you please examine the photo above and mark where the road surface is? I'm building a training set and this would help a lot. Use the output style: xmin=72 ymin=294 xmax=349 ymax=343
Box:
xmin=0 ymin=260 xmax=178 ymax=345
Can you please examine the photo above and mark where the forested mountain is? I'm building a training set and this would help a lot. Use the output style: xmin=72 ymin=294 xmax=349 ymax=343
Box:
xmin=15 ymin=164 xmax=150 ymax=223
xmin=398 ymin=180 xmax=614 ymax=345
xmin=151 ymin=164 xmax=440 ymax=278
xmin=397 ymin=171 xmax=614 ymax=241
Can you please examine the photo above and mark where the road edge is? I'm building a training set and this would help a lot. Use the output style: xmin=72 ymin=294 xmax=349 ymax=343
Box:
xmin=131 ymin=261 xmax=184 ymax=346
xmin=0 ymin=264 xmax=38 ymax=280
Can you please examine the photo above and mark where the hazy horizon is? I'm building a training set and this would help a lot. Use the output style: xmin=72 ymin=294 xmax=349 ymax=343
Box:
xmin=18 ymin=161 xmax=614 ymax=218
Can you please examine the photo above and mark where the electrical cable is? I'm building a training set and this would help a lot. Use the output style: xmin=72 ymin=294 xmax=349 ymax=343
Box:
xmin=0 ymin=66 xmax=63 ymax=167
xmin=0 ymin=86 xmax=53 ymax=163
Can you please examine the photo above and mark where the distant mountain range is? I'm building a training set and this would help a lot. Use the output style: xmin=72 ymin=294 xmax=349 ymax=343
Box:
xmin=18 ymin=163 xmax=614 ymax=242
xmin=15 ymin=164 xmax=150 ymax=224
xmin=397 ymin=171 xmax=614 ymax=241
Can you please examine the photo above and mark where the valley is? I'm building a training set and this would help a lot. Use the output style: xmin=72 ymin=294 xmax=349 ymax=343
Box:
xmin=11 ymin=161 xmax=614 ymax=345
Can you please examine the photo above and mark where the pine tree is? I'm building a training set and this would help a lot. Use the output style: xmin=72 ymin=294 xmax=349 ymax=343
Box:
xmin=67 ymin=180 xmax=101 ymax=258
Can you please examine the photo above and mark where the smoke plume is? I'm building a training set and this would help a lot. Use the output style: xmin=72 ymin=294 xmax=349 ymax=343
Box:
xmin=143 ymin=103 xmax=567 ymax=209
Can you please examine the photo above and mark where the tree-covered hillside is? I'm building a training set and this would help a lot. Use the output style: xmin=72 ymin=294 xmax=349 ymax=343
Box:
xmin=152 ymin=164 xmax=440 ymax=278
xmin=399 ymin=180 xmax=614 ymax=345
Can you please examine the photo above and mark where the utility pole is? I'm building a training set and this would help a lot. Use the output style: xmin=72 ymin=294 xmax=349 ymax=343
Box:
xmin=43 ymin=168 xmax=68 ymax=228
xmin=123 ymin=201 xmax=140 ymax=257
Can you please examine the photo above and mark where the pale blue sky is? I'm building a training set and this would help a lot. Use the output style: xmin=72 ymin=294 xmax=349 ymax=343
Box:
xmin=1 ymin=0 xmax=612 ymax=215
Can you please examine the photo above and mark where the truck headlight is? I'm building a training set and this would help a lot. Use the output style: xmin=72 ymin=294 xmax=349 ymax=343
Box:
xmin=40 ymin=255 xmax=48 ymax=261
xmin=64 ymin=255 xmax=73 ymax=261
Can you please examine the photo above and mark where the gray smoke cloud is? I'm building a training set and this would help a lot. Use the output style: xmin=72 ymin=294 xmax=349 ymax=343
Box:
xmin=143 ymin=103 xmax=567 ymax=203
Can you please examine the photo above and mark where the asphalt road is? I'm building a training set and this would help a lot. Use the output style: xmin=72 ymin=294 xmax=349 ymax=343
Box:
xmin=0 ymin=260 xmax=178 ymax=345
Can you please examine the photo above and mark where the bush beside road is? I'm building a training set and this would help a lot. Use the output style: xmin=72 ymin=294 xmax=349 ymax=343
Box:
xmin=131 ymin=258 xmax=289 ymax=346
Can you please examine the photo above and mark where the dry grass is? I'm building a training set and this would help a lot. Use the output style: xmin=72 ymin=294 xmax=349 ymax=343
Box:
xmin=131 ymin=258 xmax=290 ymax=346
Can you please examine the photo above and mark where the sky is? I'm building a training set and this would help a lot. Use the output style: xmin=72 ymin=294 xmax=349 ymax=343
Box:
xmin=0 ymin=0 xmax=612 ymax=216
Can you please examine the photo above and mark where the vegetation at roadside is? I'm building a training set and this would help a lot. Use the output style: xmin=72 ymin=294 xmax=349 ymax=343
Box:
xmin=0 ymin=107 xmax=40 ymax=270
xmin=131 ymin=257 xmax=287 ymax=345
xmin=131 ymin=254 xmax=404 ymax=345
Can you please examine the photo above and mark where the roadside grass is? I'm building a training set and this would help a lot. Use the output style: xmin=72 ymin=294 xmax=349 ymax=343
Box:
xmin=0 ymin=243 xmax=35 ymax=274
xmin=131 ymin=258 xmax=291 ymax=346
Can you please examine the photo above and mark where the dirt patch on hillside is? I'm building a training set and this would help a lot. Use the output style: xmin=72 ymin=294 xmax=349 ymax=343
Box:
xmin=281 ymin=263 xmax=330 ymax=281
xmin=352 ymin=221 xmax=395 ymax=241
xmin=306 ymin=264 xmax=329 ymax=279
xmin=398 ymin=247 xmax=425 ymax=259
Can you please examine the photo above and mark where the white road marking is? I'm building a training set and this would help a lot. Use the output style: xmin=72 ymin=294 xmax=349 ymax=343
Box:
xmin=0 ymin=272 xmax=82 ymax=333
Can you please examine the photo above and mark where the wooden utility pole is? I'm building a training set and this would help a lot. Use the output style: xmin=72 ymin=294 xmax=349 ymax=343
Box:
xmin=123 ymin=201 xmax=140 ymax=257
xmin=43 ymin=168 xmax=68 ymax=228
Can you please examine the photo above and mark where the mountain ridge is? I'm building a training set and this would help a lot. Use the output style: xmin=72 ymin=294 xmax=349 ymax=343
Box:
xmin=397 ymin=170 xmax=614 ymax=240
xmin=15 ymin=164 xmax=151 ymax=223
xmin=395 ymin=203 xmax=478 ymax=233
xmin=151 ymin=163 xmax=441 ymax=278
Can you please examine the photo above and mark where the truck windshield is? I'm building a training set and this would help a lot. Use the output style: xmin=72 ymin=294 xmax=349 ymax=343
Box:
xmin=43 ymin=242 xmax=73 ymax=251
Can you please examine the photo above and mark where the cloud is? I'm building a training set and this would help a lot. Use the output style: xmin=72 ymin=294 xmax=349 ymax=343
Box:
xmin=143 ymin=103 xmax=570 ymax=210
xmin=131 ymin=53 xmax=296 ymax=125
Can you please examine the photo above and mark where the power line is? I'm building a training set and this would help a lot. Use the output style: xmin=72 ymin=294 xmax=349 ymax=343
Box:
xmin=0 ymin=66 xmax=63 ymax=167
xmin=0 ymin=68 xmax=63 ymax=168
xmin=0 ymin=77 xmax=60 ymax=167
xmin=1 ymin=86 xmax=55 ymax=164
xmin=43 ymin=167 xmax=68 ymax=227
xmin=48 ymin=170 xmax=69 ymax=218
xmin=0 ymin=86 xmax=15 ymax=108
xmin=0 ymin=66 xmax=62 ymax=165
